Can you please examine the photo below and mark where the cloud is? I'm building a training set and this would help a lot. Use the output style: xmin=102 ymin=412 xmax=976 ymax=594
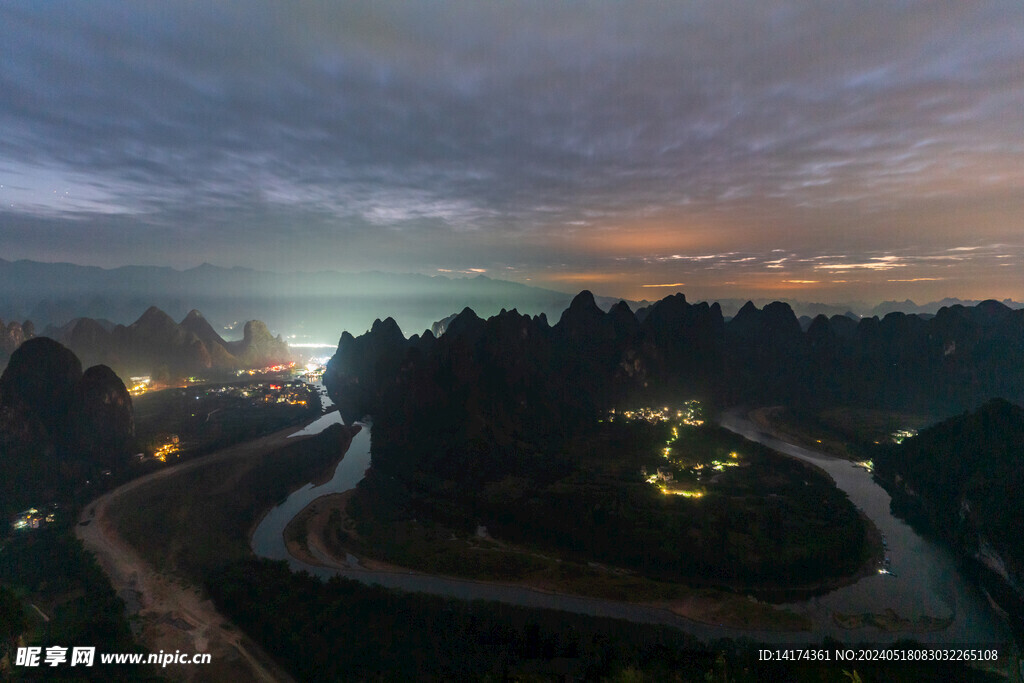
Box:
xmin=814 ymin=256 xmax=907 ymax=271
xmin=0 ymin=1 xmax=1021 ymax=302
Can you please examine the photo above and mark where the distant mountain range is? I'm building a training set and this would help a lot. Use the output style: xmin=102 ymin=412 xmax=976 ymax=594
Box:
xmin=2 ymin=259 xmax=1019 ymax=344
xmin=0 ymin=259 xmax=642 ymax=343
xmin=711 ymin=297 xmax=1024 ymax=322
xmin=43 ymin=307 xmax=290 ymax=383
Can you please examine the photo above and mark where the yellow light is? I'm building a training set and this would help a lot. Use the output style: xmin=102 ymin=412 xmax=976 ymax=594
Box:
xmin=662 ymin=488 xmax=703 ymax=498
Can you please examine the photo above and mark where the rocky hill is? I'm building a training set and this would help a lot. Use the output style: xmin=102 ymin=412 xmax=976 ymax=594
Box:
xmin=0 ymin=338 xmax=133 ymax=514
xmin=0 ymin=318 xmax=35 ymax=368
xmin=328 ymin=291 xmax=1024 ymax=419
xmin=323 ymin=291 xmax=1024 ymax=628
xmin=874 ymin=398 xmax=1024 ymax=639
xmin=44 ymin=307 xmax=291 ymax=383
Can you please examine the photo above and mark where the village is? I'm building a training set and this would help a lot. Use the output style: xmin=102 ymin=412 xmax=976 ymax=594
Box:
xmin=609 ymin=401 xmax=748 ymax=499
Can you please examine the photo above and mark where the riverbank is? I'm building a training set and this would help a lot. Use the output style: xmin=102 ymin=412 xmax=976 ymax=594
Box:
xmin=720 ymin=409 xmax=1014 ymax=651
xmin=78 ymin=420 xmax=319 ymax=682
xmin=283 ymin=486 xmax=813 ymax=631
xmin=106 ymin=424 xmax=356 ymax=580
xmin=749 ymin=406 xmax=854 ymax=458
xmin=748 ymin=405 xmax=932 ymax=460
xmin=246 ymin=406 xmax=1013 ymax=655
xmin=259 ymin=408 xmax=891 ymax=634
xmin=832 ymin=609 xmax=954 ymax=633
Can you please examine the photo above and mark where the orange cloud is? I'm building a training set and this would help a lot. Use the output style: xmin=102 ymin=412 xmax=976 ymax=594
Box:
xmin=548 ymin=215 xmax=729 ymax=257
xmin=546 ymin=272 xmax=624 ymax=283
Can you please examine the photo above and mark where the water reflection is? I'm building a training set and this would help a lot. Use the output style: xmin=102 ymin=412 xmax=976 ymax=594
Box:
xmin=252 ymin=422 xmax=371 ymax=561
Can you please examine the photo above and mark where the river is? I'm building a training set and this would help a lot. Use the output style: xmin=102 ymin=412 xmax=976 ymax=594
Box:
xmin=252 ymin=396 xmax=1011 ymax=647
xmin=719 ymin=411 xmax=1009 ymax=645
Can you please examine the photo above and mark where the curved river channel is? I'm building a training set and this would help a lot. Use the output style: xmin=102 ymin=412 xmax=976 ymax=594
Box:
xmin=252 ymin=392 xmax=1011 ymax=646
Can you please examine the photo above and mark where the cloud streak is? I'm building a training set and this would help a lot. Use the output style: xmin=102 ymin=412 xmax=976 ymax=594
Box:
xmin=0 ymin=1 xmax=1022 ymax=301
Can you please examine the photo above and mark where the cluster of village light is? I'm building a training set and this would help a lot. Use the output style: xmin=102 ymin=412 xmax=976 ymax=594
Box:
xmin=611 ymin=401 xmax=742 ymax=499
xmin=128 ymin=376 xmax=152 ymax=396
xmin=195 ymin=381 xmax=311 ymax=405
xmin=609 ymin=400 xmax=705 ymax=427
xmin=890 ymin=428 xmax=918 ymax=444
xmin=853 ymin=427 xmax=914 ymax=474
xmin=140 ymin=381 xmax=314 ymax=464
xmin=236 ymin=361 xmax=298 ymax=376
xmin=10 ymin=506 xmax=57 ymax=531
xmin=152 ymin=434 xmax=181 ymax=462
xmin=129 ymin=359 xmax=310 ymax=397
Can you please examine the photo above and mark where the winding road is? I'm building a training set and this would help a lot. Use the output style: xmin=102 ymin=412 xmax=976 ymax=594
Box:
xmin=76 ymin=424 xmax=305 ymax=683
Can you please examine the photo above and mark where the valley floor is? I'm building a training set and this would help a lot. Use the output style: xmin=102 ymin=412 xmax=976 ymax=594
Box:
xmin=76 ymin=423 xmax=307 ymax=683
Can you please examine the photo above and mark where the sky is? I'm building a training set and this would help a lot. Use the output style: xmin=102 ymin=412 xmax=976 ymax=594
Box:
xmin=2 ymin=1 xmax=1023 ymax=303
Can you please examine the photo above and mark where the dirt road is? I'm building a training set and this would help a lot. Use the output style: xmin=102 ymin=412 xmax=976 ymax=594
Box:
xmin=76 ymin=425 xmax=307 ymax=683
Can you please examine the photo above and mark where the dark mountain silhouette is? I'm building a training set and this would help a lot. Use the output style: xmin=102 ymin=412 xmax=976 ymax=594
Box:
xmin=875 ymin=398 xmax=1024 ymax=639
xmin=0 ymin=338 xmax=134 ymax=513
xmin=225 ymin=320 xmax=290 ymax=368
xmin=318 ymin=292 xmax=1024 ymax=596
xmin=43 ymin=307 xmax=291 ymax=383
xmin=870 ymin=297 xmax=1024 ymax=317
xmin=326 ymin=292 xmax=1024 ymax=423
xmin=118 ymin=306 xmax=215 ymax=376
xmin=326 ymin=291 xmax=887 ymax=592
xmin=0 ymin=337 xmax=82 ymax=440
xmin=179 ymin=309 xmax=237 ymax=368
xmin=0 ymin=318 xmax=35 ymax=368
xmin=71 ymin=365 xmax=134 ymax=468
xmin=430 ymin=312 xmax=459 ymax=337
xmin=179 ymin=308 xmax=228 ymax=347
